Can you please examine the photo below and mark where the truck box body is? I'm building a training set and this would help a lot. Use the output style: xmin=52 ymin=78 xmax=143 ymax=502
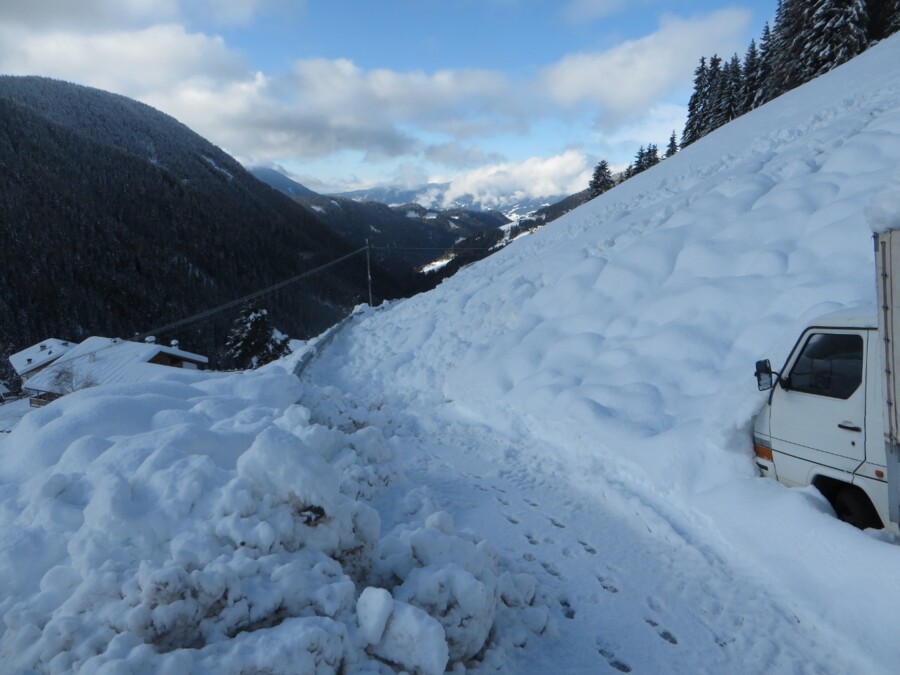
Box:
xmin=874 ymin=230 xmax=900 ymax=527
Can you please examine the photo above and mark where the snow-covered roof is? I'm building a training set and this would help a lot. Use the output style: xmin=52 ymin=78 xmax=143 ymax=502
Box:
xmin=8 ymin=338 xmax=74 ymax=376
xmin=25 ymin=337 xmax=207 ymax=395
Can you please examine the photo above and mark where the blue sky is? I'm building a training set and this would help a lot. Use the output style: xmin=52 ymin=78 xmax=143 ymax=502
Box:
xmin=0 ymin=0 xmax=775 ymax=205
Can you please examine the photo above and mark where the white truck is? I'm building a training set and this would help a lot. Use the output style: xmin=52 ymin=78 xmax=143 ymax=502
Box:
xmin=753 ymin=230 xmax=900 ymax=532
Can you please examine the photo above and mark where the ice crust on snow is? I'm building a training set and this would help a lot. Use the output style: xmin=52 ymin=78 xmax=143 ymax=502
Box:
xmin=5 ymin=33 xmax=900 ymax=675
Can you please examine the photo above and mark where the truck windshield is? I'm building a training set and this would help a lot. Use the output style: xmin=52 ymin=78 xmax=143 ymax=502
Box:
xmin=788 ymin=333 xmax=863 ymax=399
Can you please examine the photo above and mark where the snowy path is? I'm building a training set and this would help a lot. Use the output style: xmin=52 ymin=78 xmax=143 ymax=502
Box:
xmin=300 ymin=363 xmax=868 ymax=674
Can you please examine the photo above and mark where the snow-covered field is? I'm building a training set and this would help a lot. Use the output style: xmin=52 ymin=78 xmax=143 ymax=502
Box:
xmin=3 ymin=34 xmax=900 ymax=674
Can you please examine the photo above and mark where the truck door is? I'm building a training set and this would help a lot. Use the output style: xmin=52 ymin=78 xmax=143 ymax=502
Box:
xmin=769 ymin=329 xmax=866 ymax=475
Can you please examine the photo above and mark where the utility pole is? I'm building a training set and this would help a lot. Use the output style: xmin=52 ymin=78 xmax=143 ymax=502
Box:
xmin=366 ymin=239 xmax=373 ymax=307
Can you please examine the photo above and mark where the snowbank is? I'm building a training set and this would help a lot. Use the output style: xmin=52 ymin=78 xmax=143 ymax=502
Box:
xmin=0 ymin=363 xmax=545 ymax=673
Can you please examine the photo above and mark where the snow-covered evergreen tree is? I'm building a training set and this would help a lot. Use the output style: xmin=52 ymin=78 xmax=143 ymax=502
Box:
xmin=866 ymin=0 xmax=900 ymax=40
xmin=588 ymin=160 xmax=615 ymax=198
xmin=742 ymin=39 xmax=763 ymax=112
xmin=665 ymin=131 xmax=679 ymax=158
xmin=709 ymin=54 xmax=744 ymax=130
xmin=224 ymin=306 xmax=292 ymax=370
xmin=801 ymin=0 xmax=868 ymax=79
xmin=682 ymin=57 xmax=708 ymax=147
xmin=769 ymin=0 xmax=809 ymax=98
xmin=754 ymin=23 xmax=776 ymax=108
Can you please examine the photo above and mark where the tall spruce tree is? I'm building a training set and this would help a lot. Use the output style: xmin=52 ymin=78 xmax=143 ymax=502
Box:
xmin=753 ymin=22 xmax=775 ymax=107
xmin=801 ymin=0 xmax=868 ymax=79
xmin=709 ymin=54 xmax=745 ymax=130
xmin=866 ymin=0 xmax=900 ymax=40
xmin=742 ymin=39 xmax=762 ymax=112
xmin=769 ymin=0 xmax=809 ymax=98
xmin=682 ymin=56 xmax=708 ymax=147
xmin=224 ymin=306 xmax=292 ymax=370
xmin=588 ymin=160 xmax=615 ymax=198
xmin=889 ymin=0 xmax=900 ymax=34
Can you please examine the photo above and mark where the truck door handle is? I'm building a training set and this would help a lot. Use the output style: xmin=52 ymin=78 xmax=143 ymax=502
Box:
xmin=838 ymin=422 xmax=862 ymax=432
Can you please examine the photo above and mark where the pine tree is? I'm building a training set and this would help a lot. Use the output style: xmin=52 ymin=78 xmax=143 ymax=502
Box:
xmin=665 ymin=131 xmax=678 ymax=158
xmin=681 ymin=56 xmax=708 ymax=147
xmin=707 ymin=54 xmax=744 ymax=131
xmin=588 ymin=160 xmax=615 ymax=198
xmin=769 ymin=0 xmax=811 ymax=97
xmin=224 ymin=306 xmax=292 ymax=370
xmin=801 ymin=0 xmax=869 ymax=79
xmin=742 ymin=39 xmax=762 ymax=112
xmin=866 ymin=0 xmax=900 ymax=40
xmin=888 ymin=0 xmax=900 ymax=35
xmin=753 ymin=22 xmax=776 ymax=107
xmin=701 ymin=55 xmax=724 ymax=136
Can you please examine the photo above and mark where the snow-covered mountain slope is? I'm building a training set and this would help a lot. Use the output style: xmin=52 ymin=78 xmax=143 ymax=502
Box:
xmin=3 ymin=34 xmax=900 ymax=675
xmin=299 ymin=34 xmax=900 ymax=673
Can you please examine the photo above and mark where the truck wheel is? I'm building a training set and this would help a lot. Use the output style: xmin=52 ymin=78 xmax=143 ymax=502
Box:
xmin=833 ymin=487 xmax=881 ymax=530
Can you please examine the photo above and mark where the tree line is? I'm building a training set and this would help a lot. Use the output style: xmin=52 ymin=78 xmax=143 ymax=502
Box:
xmin=588 ymin=0 xmax=900 ymax=199
xmin=683 ymin=0 xmax=899 ymax=147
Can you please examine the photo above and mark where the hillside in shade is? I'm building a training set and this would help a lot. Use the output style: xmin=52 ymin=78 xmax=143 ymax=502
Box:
xmin=0 ymin=76 xmax=400 ymax=373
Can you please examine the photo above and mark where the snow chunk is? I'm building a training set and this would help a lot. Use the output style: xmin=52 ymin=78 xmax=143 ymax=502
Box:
xmin=356 ymin=586 xmax=392 ymax=644
xmin=236 ymin=426 xmax=339 ymax=511
xmin=366 ymin=596 xmax=449 ymax=675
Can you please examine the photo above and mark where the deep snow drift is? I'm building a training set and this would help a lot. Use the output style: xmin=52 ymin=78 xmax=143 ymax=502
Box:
xmin=3 ymin=34 xmax=900 ymax=675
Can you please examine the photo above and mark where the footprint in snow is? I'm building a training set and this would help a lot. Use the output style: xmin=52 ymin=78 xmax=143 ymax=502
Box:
xmin=525 ymin=533 xmax=539 ymax=546
xmin=548 ymin=517 xmax=566 ymax=529
xmin=505 ymin=514 xmax=520 ymax=525
xmin=597 ymin=646 xmax=632 ymax=673
xmin=496 ymin=496 xmax=510 ymax=506
xmin=645 ymin=618 xmax=678 ymax=645
xmin=541 ymin=561 xmax=562 ymax=578
xmin=579 ymin=540 xmax=598 ymax=554
xmin=596 ymin=575 xmax=619 ymax=594
xmin=560 ymin=598 xmax=576 ymax=619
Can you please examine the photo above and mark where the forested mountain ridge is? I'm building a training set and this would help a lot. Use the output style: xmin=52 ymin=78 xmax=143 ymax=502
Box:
xmin=0 ymin=76 xmax=398 ymax=379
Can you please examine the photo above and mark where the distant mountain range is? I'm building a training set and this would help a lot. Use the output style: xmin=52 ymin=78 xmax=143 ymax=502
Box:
xmin=333 ymin=184 xmax=565 ymax=221
xmin=247 ymin=169 xmax=565 ymax=222
xmin=249 ymin=167 xmax=510 ymax=274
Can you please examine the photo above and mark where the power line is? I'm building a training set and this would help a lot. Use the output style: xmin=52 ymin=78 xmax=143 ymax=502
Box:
xmin=134 ymin=246 xmax=368 ymax=341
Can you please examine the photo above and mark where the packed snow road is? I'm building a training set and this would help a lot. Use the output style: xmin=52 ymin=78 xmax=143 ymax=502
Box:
xmin=301 ymin=342 xmax=873 ymax=674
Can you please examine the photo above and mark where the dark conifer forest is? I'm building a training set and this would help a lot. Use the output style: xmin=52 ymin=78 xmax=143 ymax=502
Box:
xmin=0 ymin=76 xmax=404 ymax=379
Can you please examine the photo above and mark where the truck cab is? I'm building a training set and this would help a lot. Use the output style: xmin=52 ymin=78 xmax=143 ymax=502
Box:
xmin=753 ymin=309 xmax=891 ymax=531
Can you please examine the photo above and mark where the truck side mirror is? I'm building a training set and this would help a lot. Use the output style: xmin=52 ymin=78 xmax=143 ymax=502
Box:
xmin=755 ymin=359 xmax=774 ymax=391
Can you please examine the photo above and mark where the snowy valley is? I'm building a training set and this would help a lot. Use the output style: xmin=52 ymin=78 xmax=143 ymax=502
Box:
xmin=2 ymin=31 xmax=900 ymax=675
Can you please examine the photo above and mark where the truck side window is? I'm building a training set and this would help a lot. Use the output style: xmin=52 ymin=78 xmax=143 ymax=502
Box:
xmin=788 ymin=333 xmax=863 ymax=399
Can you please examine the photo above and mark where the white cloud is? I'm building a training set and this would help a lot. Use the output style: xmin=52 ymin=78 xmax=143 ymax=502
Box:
xmin=562 ymin=0 xmax=629 ymax=22
xmin=284 ymin=58 xmax=519 ymax=133
xmin=1 ymin=0 xmax=180 ymax=29
xmin=0 ymin=24 xmax=245 ymax=95
xmin=194 ymin=0 xmax=267 ymax=26
xmin=537 ymin=10 xmax=751 ymax=128
xmin=425 ymin=141 xmax=506 ymax=168
xmin=438 ymin=150 xmax=592 ymax=208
